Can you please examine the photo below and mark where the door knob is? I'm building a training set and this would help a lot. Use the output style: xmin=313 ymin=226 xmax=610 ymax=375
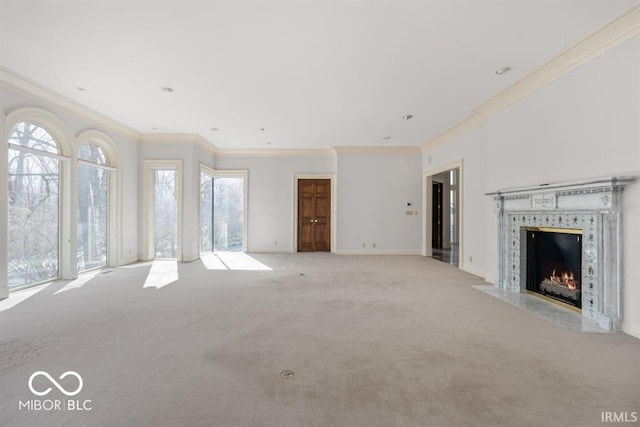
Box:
xmin=310 ymin=219 xmax=314 ymax=223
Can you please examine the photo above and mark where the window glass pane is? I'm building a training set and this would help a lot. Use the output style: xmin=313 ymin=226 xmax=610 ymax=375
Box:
xmin=8 ymin=146 xmax=59 ymax=287
xmin=78 ymin=143 xmax=107 ymax=165
xmin=77 ymin=164 xmax=108 ymax=271
xmin=9 ymin=122 xmax=59 ymax=154
xmin=213 ymin=177 xmax=243 ymax=252
xmin=154 ymin=170 xmax=177 ymax=258
xmin=200 ymin=173 xmax=213 ymax=253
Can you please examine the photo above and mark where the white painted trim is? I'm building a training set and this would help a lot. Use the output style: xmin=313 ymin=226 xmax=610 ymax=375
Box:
xmin=460 ymin=264 xmax=486 ymax=280
xmin=423 ymin=113 xmax=487 ymax=151
xmin=198 ymin=164 xmax=249 ymax=253
xmin=333 ymin=146 xmax=421 ymax=155
xmin=622 ymin=323 xmax=640 ymax=340
xmin=119 ymin=256 xmax=139 ymax=266
xmin=423 ymin=160 xmax=464 ymax=271
xmin=293 ymin=174 xmax=337 ymax=254
xmin=423 ymin=3 xmax=640 ymax=151
xmin=333 ymin=250 xmax=422 ymax=256
xmin=139 ymin=133 xmax=217 ymax=154
xmin=142 ymin=160 xmax=183 ymax=261
xmin=247 ymin=248 xmax=295 ymax=254
xmin=0 ymin=66 xmax=139 ymax=140
xmin=216 ymin=148 xmax=335 ymax=157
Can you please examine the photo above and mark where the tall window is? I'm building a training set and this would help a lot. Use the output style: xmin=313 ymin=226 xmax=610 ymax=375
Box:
xmin=77 ymin=143 xmax=109 ymax=271
xmin=154 ymin=169 xmax=178 ymax=258
xmin=7 ymin=122 xmax=61 ymax=288
xmin=200 ymin=172 xmax=213 ymax=253
xmin=200 ymin=171 xmax=245 ymax=253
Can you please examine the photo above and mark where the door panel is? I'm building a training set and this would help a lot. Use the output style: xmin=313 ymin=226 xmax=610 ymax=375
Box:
xmin=297 ymin=179 xmax=331 ymax=252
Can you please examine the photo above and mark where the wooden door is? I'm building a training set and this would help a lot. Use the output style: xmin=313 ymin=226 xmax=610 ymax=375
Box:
xmin=298 ymin=179 xmax=331 ymax=252
xmin=432 ymin=182 xmax=443 ymax=249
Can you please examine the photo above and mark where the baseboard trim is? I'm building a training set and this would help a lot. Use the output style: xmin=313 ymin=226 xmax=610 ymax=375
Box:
xmin=334 ymin=250 xmax=422 ymax=256
xmin=118 ymin=257 xmax=139 ymax=266
xmin=622 ymin=323 xmax=640 ymax=339
xmin=460 ymin=264 xmax=486 ymax=279
xmin=248 ymin=248 xmax=295 ymax=254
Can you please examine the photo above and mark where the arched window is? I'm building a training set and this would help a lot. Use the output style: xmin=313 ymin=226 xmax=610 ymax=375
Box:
xmin=7 ymin=122 xmax=65 ymax=288
xmin=77 ymin=143 xmax=111 ymax=271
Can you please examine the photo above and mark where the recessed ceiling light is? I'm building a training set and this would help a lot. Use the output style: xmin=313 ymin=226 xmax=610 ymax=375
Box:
xmin=211 ymin=127 xmax=218 ymax=131
xmin=260 ymin=128 xmax=265 ymax=131
xmin=161 ymin=87 xmax=174 ymax=93
xmin=495 ymin=66 xmax=512 ymax=75
xmin=267 ymin=142 xmax=272 ymax=145
xmin=76 ymin=87 xmax=85 ymax=91
xmin=382 ymin=136 xmax=391 ymax=140
xmin=402 ymin=114 xmax=413 ymax=120
xmin=152 ymin=127 xmax=157 ymax=130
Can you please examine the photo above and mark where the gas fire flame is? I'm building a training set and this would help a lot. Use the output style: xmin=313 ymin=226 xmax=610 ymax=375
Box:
xmin=549 ymin=269 xmax=577 ymax=290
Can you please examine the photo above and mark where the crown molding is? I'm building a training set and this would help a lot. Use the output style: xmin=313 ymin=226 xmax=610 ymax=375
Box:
xmin=138 ymin=132 xmax=218 ymax=154
xmin=0 ymin=66 xmax=140 ymax=141
xmin=332 ymin=146 xmax=422 ymax=155
xmin=423 ymin=3 xmax=640 ymax=152
xmin=215 ymin=148 xmax=335 ymax=157
xmin=422 ymin=112 xmax=487 ymax=151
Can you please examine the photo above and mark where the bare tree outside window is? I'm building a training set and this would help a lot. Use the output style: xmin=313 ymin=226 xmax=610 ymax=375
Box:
xmin=154 ymin=170 xmax=177 ymax=258
xmin=7 ymin=122 xmax=60 ymax=288
xmin=213 ymin=177 xmax=243 ymax=252
xmin=77 ymin=143 xmax=108 ymax=271
xmin=200 ymin=173 xmax=244 ymax=253
xmin=200 ymin=173 xmax=213 ymax=253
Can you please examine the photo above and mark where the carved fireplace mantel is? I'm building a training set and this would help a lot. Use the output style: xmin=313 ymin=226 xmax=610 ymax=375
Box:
xmin=486 ymin=176 xmax=637 ymax=331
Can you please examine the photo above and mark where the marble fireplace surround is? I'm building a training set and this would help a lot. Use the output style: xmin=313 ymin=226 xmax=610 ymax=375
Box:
xmin=487 ymin=177 xmax=636 ymax=331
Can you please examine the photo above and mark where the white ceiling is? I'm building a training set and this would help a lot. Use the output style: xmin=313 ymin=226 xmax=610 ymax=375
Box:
xmin=0 ymin=0 xmax=636 ymax=149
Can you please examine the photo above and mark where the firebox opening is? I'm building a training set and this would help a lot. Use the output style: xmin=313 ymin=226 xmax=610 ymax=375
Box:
xmin=526 ymin=228 xmax=582 ymax=310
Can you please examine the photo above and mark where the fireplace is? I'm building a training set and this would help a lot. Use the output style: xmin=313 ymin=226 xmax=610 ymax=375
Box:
xmin=526 ymin=228 xmax=582 ymax=309
xmin=487 ymin=177 xmax=637 ymax=331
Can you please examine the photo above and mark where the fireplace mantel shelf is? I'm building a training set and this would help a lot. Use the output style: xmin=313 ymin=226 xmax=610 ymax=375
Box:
xmin=487 ymin=175 xmax=637 ymax=331
xmin=486 ymin=176 xmax=636 ymax=198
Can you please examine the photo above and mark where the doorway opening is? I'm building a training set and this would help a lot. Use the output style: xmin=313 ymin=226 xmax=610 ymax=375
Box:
xmin=199 ymin=167 xmax=247 ymax=255
xmin=424 ymin=163 xmax=462 ymax=268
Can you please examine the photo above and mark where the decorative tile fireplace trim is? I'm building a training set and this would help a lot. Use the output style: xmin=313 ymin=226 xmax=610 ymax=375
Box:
xmin=487 ymin=177 xmax=637 ymax=331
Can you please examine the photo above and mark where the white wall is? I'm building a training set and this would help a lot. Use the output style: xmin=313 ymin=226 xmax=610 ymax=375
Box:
xmin=336 ymin=152 xmax=422 ymax=254
xmin=215 ymin=155 xmax=336 ymax=252
xmin=424 ymin=35 xmax=640 ymax=336
xmin=424 ymin=124 xmax=490 ymax=276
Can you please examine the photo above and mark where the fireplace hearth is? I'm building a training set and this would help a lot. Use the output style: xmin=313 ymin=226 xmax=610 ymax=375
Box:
xmin=487 ymin=177 xmax=636 ymax=331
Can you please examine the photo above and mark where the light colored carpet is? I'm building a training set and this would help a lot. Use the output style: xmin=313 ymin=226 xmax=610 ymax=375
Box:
xmin=0 ymin=253 xmax=638 ymax=427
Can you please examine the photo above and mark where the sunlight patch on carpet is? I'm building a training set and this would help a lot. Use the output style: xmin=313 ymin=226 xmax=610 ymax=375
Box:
xmin=201 ymin=252 xmax=272 ymax=271
xmin=143 ymin=260 xmax=179 ymax=289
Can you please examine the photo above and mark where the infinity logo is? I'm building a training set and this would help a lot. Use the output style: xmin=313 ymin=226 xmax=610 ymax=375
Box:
xmin=28 ymin=371 xmax=83 ymax=397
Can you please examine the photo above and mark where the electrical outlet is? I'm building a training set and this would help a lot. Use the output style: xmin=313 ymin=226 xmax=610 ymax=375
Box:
xmin=372 ymin=243 xmax=376 ymax=248
xmin=469 ymin=256 xmax=473 ymax=263
xmin=274 ymin=241 xmax=278 ymax=246
xmin=362 ymin=242 xmax=366 ymax=248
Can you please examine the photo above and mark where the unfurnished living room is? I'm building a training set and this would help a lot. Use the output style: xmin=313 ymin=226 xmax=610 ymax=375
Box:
xmin=1 ymin=1 xmax=640 ymax=426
